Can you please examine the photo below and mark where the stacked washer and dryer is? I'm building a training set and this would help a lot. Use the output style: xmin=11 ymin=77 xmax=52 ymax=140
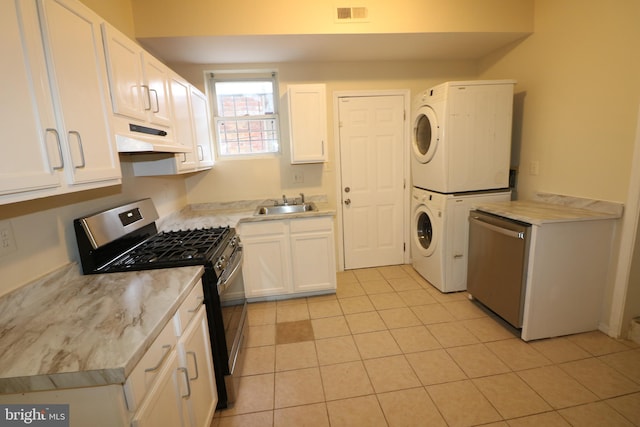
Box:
xmin=411 ymin=80 xmax=516 ymax=293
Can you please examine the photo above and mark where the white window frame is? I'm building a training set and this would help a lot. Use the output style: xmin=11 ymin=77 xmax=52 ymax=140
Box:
xmin=208 ymin=70 xmax=281 ymax=159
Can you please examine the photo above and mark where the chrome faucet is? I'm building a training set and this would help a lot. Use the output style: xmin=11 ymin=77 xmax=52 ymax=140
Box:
xmin=282 ymin=194 xmax=288 ymax=205
xmin=299 ymin=192 xmax=305 ymax=204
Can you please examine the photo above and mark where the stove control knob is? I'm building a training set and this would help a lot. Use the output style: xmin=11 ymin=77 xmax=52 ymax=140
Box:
xmin=215 ymin=260 xmax=224 ymax=270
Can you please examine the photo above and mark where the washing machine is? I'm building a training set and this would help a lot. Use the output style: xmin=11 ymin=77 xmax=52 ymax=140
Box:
xmin=411 ymin=187 xmax=511 ymax=293
xmin=411 ymin=80 xmax=516 ymax=193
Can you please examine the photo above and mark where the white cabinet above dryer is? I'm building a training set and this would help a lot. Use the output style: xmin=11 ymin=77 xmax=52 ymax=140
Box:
xmin=288 ymin=84 xmax=327 ymax=164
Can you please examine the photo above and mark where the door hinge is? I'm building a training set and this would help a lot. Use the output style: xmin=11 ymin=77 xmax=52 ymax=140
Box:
xmin=403 ymin=242 xmax=406 ymax=252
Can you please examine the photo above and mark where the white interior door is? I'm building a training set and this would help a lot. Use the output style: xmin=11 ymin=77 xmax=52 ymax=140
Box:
xmin=339 ymin=95 xmax=405 ymax=269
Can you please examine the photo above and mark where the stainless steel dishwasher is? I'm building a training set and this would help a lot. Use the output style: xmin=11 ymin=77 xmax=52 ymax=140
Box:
xmin=467 ymin=210 xmax=531 ymax=328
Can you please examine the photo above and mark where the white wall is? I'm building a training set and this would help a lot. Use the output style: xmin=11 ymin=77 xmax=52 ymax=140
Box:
xmin=477 ymin=0 xmax=640 ymax=203
xmin=476 ymin=0 xmax=640 ymax=335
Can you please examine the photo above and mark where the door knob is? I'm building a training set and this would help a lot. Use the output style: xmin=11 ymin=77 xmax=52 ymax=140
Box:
xmin=344 ymin=187 xmax=350 ymax=193
xmin=344 ymin=199 xmax=351 ymax=205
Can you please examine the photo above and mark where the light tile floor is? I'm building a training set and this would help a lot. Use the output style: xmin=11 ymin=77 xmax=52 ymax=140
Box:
xmin=211 ymin=265 xmax=640 ymax=427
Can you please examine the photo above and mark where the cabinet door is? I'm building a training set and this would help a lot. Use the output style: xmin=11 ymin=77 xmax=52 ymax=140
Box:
xmin=288 ymin=84 xmax=327 ymax=164
xmin=242 ymin=227 xmax=290 ymax=298
xmin=189 ymin=87 xmax=214 ymax=169
xmin=0 ymin=0 xmax=61 ymax=199
xmin=101 ymin=24 xmax=146 ymax=121
xmin=38 ymin=0 xmax=121 ymax=185
xmin=144 ymin=55 xmax=173 ymax=128
xmin=178 ymin=307 xmax=217 ymax=427
xmin=290 ymin=219 xmax=336 ymax=293
xmin=131 ymin=350 xmax=185 ymax=427
xmin=169 ymin=74 xmax=197 ymax=172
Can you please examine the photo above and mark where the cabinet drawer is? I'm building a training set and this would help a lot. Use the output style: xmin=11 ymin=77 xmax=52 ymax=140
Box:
xmin=240 ymin=220 xmax=288 ymax=236
xmin=174 ymin=281 xmax=205 ymax=336
xmin=290 ymin=216 xmax=332 ymax=233
xmin=123 ymin=318 xmax=178 ymax=412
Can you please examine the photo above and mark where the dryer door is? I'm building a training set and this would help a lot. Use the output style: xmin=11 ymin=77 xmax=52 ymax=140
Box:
xmin=413 ymin=204 xmax=438 ymax=257
xmin=412 ymin=105 xmax=439 ymax=164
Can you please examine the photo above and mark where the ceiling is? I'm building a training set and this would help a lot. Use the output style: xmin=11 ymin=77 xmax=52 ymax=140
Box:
xmin=138 ymin=32 xmax=530 ymax=64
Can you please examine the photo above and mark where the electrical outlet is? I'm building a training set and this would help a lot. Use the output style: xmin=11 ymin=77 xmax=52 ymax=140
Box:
xmin=0 ymin=219 xmax=17 ymax=257
xmin=293 ymin=171 xmax=305 ymax=183
xmin=529 ymin=160 xmax=540 ymax=176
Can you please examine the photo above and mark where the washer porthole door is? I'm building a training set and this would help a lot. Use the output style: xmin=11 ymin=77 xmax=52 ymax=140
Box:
xmin=412 ymin=105 xmax=439 ymax=164
xmin=413 ymin=207 xmax=437 ymax=257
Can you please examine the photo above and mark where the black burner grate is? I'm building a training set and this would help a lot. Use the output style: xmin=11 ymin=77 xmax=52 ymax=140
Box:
xmin=106 ymin=227 xmax=231 ymax=271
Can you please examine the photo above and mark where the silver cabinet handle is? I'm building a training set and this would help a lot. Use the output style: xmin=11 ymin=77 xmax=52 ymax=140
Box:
xmin=46 ymin=128 xmax=64 ymax=170
xmin=187 ymin=296 xmax=203 ymax=313
xmin=187 ymin=351 xmax=199 ymax=380
xmin=141 ymin=85 xmax=151 ymax=111
xmin=149 ymin=88 xmax=160 ymax=113
xmin=469 ymin=216 xmax=525 ymax=239
xmin=178 ymin=367 xmax=191 ymax=398
xmin=197 ymin=145 xmax=204 ymax=161
xmin=144 ymin=344 xmax=171 ymax=372
xmin=68 ymin=131 xmax=86 ymax=169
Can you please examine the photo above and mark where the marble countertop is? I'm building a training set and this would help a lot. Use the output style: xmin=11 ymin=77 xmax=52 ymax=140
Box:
xmin=0 ymin=263 xmax=204 ymax=395
xmin=474 ymin=199 xmax=623 ymax=226
xmin=158 ymin=198 xmax=336 ymax=232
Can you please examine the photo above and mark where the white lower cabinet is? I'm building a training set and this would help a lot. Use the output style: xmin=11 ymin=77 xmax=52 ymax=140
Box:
xmin=0 ymin=283 xmax=216 ymax=427
xmin=240 ymin=216 xmax=336 ymax=299
xmin=290 ymin=218 xmax=337 ymax=293
xmin=133 ymin=305 xmax=215 ymax=427
xmin=130 ymin=350 xmax=183 ymax=427
xmin=176 ymin=306 xmax=217 ymax=427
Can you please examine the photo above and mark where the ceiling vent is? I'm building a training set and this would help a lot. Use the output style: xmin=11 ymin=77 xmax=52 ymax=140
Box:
xmin=335 ymin=6 xmax=369 ymax=22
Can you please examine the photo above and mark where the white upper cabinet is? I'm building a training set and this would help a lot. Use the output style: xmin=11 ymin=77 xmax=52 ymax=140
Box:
xmin=143 ymin=54 xmax=173 ymax=128
xmin=102 ymin=23 xmax=172 ymax=129
xmin=169 ymin=73 xmax=198 ymax=173
xmin=0 ymin=0 xmax=61 ymax=198
xmin=0 ymin=0 xmax=121 ymax=205
xmin=189 ymin=87 xmax=214 ymax=169
xmin=288 ymin=84 xmax=328 ymax=164
xmin=39 ymin=0 xmax=121 ymax=186
xmin=132 ymin=79 xmax=215 ymax=176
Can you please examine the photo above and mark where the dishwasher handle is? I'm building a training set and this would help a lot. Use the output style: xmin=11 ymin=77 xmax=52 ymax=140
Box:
xmin=469 ymin=215 xmax=526 ymax=240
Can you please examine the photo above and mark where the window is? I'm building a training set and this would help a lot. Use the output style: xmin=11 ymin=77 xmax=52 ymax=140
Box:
xmin=209 ymin=71 xmax=280 ymax=157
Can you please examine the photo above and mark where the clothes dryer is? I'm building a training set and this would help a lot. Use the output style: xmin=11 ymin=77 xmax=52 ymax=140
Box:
xmin=411 ymin=80 xmax=516 ymax=193
xmin=411 ymin=187 xmax=511 ymax=293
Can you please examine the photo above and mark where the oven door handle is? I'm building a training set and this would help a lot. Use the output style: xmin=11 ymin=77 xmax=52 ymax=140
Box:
xmin=217 ymin=247 xmax=243 ymax=294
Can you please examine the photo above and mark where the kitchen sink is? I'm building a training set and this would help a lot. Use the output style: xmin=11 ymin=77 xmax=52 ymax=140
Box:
xmin=254 ymin=202 xmax=317 ymax=216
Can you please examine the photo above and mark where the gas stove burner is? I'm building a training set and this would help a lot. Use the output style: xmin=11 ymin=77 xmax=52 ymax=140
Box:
xmin=97 ymin=227 xmax=233 ymax=272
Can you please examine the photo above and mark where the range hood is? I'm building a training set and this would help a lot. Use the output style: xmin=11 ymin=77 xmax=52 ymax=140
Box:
xmin=116 ymin=124 xmax=192 ymax=154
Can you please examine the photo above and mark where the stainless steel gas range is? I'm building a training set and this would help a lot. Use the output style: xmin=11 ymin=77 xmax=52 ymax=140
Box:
xmin=73 ymin=198 xmax=246 ymax=409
